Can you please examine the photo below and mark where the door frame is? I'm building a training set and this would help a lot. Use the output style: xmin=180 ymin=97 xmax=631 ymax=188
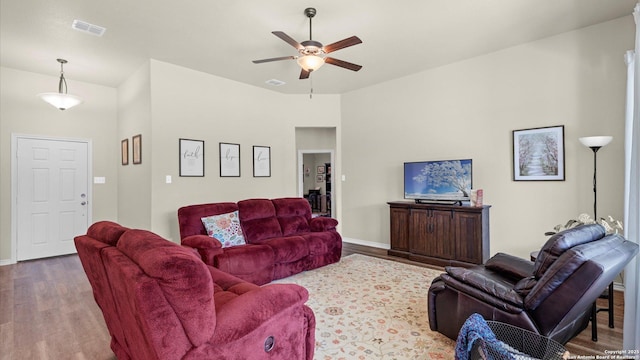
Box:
xmin=10 ymin=133 xmax=93 ymax=264
xmin=297 ymin=149 xmax=335 ymax=218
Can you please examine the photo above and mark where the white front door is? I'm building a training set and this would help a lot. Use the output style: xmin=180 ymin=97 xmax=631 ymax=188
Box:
xmin=16 ymin=137 xmax=90 ymax=261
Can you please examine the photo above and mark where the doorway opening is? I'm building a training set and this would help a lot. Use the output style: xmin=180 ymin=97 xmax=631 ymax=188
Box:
xmin=298 ymin=150 xmax=334 ymax=218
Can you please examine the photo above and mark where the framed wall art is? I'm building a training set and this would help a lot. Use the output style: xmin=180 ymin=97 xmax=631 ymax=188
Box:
xmin=132 ymin=134 xmax=142 ymax=165
xmin=317 ymin=165 xmax=325 ymax=174
xmin=179 ymin=138 xmax=205 ymax=177
xmin=219 ymin=142 xmax=240 ymax=177
xmin=253 ymin=145 xmax=271 ymax=177
xmin=512 ymin=125 xmax=565 ymax=181
xmin=121 ymin=139 xmax=129 ymax=165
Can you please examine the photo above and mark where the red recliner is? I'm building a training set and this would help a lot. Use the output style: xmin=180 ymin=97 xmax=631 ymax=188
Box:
xmin=75 ymin=221 xmax=316 ymax=360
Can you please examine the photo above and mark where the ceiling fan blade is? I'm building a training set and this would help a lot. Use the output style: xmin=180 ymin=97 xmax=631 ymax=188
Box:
xmin=324 ymin=57 xmax=362 ymax=72
xmin=252 ymin=56 xmax=296 ymax=64
xmin=299 ymin=69 xmax=311 ymax=79
xmin=272 ymin=31 xmax=304 ymax=50
xmin=323 ymin=36 xmax=362 ymax=54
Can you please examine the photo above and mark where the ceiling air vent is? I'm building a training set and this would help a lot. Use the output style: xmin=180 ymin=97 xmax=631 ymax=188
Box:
xmin=72 ymin=20 xmax=107 ymax=37
xmin=265 ymin=79 xmax=286 ymax=86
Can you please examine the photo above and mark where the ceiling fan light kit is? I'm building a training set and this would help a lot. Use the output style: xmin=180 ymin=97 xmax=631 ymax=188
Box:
xmin=297 ymin=55 xmax=324 ymax=71
xmin=253 ymin=7 xmax=362 ymax=80
xmin=38 ymin=58 xmax=83 ymax=110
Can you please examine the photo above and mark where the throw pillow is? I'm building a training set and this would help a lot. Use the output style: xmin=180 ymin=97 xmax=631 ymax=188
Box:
xmin=201 ymin=211 xmax=246 ymax=248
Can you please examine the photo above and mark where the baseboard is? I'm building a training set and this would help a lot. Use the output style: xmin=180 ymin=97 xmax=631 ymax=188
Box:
xmin=342 ymin=237 xmax=390 ymax=250
xmin=0 ymin=259 xmax=16 ymax=266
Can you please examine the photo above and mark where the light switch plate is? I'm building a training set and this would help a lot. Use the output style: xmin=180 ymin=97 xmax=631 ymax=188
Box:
xmin=94 ymin=177 xmax=106 ymax=184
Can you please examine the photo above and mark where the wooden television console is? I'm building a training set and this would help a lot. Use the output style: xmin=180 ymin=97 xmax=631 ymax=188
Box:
xmin=387 ymin=201 xmax=490 ymax=267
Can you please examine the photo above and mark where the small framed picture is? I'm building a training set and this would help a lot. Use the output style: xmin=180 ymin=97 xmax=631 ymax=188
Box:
xmin=132 ymin=134 xmax=142 ymax=165
xmin=253 ymin=146 xmax=271 ymax=177
xmin=317 ymin=165 xmax=325 ymax=174
xmin=179 ymin=139 xmax=205 ymax=177
xmin=121 ymin=139 xmax=129 ymax=165
xmin=220 ymin=142 xmax=240 ymax=177
xmin=512 ymin=125 xmax=565 ymax=181
xmin=316 ymin=175 xmax=324 ymax=183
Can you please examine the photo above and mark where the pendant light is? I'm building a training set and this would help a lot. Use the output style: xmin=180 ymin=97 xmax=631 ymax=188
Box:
xmin=38 ymin=58 xmax=83 ymax=110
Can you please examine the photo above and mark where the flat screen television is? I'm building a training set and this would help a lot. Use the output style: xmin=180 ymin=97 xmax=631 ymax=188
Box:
xmin=404 ymin=159 xmax=472 ymax=203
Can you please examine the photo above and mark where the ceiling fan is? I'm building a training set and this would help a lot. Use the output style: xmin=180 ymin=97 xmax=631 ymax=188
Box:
xmin=252 ymin=7 xmax=363 ymax=80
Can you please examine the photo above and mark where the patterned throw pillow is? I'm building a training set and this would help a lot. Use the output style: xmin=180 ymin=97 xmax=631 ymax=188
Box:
xmin=201 ymin=211 xmax=246 ymax=248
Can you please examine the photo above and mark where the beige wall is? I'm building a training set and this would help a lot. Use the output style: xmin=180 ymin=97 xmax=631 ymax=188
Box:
xmin=340 ymin=16 xmax=633 ymax=258
xmin=0 ymin=67 xmax=119 ymax=262
xmin=117 ymin=61 xmax=152 ymax=229
xmin=0 ymin=15 xmax=632 ymax=264
xmin=144 ymin=60 xmax=341 ymax=241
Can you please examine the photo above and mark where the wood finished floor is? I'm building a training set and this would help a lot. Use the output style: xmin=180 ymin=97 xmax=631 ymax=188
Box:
xmin=0 ymin=243 xmax=624 ymax=359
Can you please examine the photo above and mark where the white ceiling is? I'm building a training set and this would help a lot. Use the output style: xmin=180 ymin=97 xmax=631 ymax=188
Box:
xmin=1 ymin=0 xmax=636 ymax=95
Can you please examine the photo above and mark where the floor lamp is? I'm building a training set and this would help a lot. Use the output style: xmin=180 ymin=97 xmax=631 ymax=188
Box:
xmin=579 ymin=135 xmax=613 ymax=342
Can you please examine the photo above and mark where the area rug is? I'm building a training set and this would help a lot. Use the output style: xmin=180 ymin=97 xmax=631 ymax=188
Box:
xmin=273 ymin=254 xmax=455 ymax=359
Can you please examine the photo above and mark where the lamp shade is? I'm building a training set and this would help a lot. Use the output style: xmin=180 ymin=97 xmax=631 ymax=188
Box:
xmin=297 ymin=55 xmax=325 ymax=71
xmin=579 ymin=136 xmax=612 ymax=148
xmin=38 ymin=92 xmax=84 ymax=110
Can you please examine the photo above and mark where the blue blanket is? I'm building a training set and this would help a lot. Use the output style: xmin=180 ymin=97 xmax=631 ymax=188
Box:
xmin=454 ymin=313 xmax=515 ymax=360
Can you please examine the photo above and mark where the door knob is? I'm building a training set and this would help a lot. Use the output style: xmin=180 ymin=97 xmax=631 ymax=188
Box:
xmin=81 ymin=201 xmax=87 ymax=206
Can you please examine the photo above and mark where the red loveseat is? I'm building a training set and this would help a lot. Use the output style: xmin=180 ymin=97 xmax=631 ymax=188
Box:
xmin=178 ymin=197 xmax=342 ymax=285
xmin=75 ymin=221 xmax=316 ymax=360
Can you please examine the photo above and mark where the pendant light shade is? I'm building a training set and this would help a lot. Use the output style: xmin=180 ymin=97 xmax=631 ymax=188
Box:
xmin=38 ymin=59 xmax=83 ymax=110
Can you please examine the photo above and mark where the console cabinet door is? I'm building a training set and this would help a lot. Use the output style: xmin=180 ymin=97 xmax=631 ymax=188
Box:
xmin=454 ymin=211 xmax=483 ymax=264
xmin=409 ymin=209 xmax=430 ymax=256
xmin=429 ymin=210 xmax=454 ymax=259
xmin=409 ymin=209 xmax=453 ymax=259
xmin=389 ymin=207 xmax=410 ymax=252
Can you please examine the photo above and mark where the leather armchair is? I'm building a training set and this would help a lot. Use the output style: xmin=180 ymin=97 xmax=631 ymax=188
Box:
xmin=428 ymin=224 xmax=638 ymax=344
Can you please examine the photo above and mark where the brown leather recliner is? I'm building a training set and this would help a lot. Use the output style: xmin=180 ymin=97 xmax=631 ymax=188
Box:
xmin=428 ymin=224 xmax=638 ymax=344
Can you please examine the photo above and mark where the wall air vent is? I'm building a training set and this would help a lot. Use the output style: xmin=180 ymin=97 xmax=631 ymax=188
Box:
xmin=265 ymin=79 xmax=286 ymax=86
xmin=72 ymin=20 xmax=107 ymax=37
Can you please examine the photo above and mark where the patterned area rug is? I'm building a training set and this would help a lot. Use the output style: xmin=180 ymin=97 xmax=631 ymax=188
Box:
xmin=274 ymin=254 xmax=455 ymax=359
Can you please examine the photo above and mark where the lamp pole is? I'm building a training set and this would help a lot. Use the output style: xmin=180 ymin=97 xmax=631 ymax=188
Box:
xmin=578 ymin=136 xmax=613 ymax=221
xmin=589 ymin=146 xmax=600 ymax=221
xmin=578 ymin=135 xmax=613 ymax=341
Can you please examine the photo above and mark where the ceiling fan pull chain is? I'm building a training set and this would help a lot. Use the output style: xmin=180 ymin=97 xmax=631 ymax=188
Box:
xmin=309 ymin=76 xmax=313 ymax=99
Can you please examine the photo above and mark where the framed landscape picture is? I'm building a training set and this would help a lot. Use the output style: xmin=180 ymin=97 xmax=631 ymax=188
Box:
xmin=512 ymin=125 xmax=565 ymax=181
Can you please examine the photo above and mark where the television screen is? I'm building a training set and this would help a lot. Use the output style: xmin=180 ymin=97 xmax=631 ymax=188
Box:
xmin=404 ymin=159 xmax=472 ymax=202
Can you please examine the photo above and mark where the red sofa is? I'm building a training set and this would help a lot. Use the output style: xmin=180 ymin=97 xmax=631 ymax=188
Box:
xmin=178 ymin=197 xmax=342 ymax=285
xmin=75 ymin=221 xmax=316 ymax=360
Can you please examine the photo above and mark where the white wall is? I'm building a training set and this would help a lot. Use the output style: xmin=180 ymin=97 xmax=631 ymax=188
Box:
xmin=340 ymin=16 xmax=633 ymax=258
xmin=0 ymin=67 xmax=119 ymax=262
